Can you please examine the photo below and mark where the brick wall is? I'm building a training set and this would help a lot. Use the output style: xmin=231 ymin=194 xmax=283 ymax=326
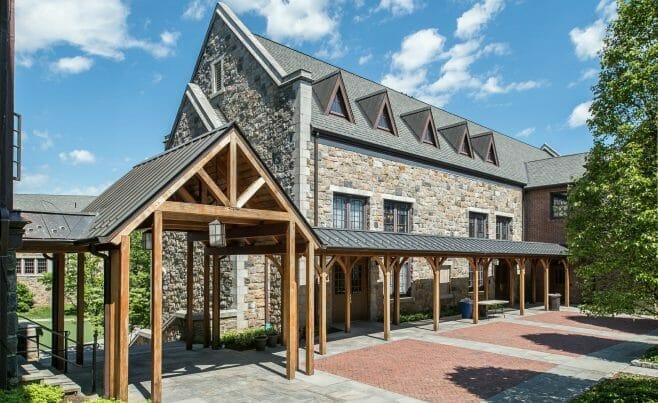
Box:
xmin=523 ymin=186 xmax=568 ymax=245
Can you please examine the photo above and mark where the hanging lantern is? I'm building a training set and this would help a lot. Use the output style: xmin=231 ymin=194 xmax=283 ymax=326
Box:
xmin=142 ymin=230 xmax=153 ymax=250
xmin=208 ymin=219 xmax=226 ymax=247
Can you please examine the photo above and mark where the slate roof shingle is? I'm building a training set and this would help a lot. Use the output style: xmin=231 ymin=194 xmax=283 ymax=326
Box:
xmin=525 ymin=153 xmax=587 ymax=188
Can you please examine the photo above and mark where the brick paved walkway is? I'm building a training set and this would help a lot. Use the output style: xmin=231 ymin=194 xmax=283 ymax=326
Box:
xmin=440 ymin=321 xmax=622 ymax=357
xmin=520 ymin=310 xmax=658 ymax=335
xmin=316 ymin=339 xmax=554 ymax=402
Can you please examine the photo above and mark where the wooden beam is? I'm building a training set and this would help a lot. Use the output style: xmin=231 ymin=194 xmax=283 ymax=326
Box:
xmin=531 ymin=261 xmax=537 ymax=303
xmin=104 ymin=253 xmax=115 ymax=398
xmin=203 ymin=254 xmax=210 ymax=348
xmin=382 ymin=256 xmax=391 ymax=341
xmin=206 ymin=243 xmax=306 ymax=256
xmin=432 ymin=267 xmax=440 ymax=331
xmin=305 ymin=245 xmax=315 ymax=375
xmin=516 ymin=259 xmax=525 ymax=316
xmin=76 ymin=253 xmax=85 ymax=366
xmin=468 ymin=257 xmax=479 ymax=324
xmin=541 ymin=258 xmax=550 ymax=311
xmin=177 ymin=186 xmax=197 ymax=204
xmin=344 ymin=258 xmax=352 ymax=333
xmin=226 ymin=223 xmax=287 ymax=239
xmin=284 ymin=222 xmax=298 ymax=379
xmin=318 ymin=256 xmax=328 ymax=355
xmin=151 ymin=211 xmax=163 ymax=403
xmin=229 ymin=137 xmax=237 ymax=207
xmin=186 ymin=240 xmax=194 ymax=350
xmin=212 ymin=256 xmax=220 ymax=349
xmin=393 ymin=260 xmax=400 ymax=326
xmin=563 ymin=260 xmax=570 ymax=307
xmin=160 ymin=201 xmax=291 ymax=222
xmin=116 ymin=236 xmax=130 ymax=401
xmin=237 ymin=177 xmax=265 ymax=208
xmin=52 ymin=253 xmax=65 ymax=371
xmin=196 ymin=168 xmax=229 ymax=207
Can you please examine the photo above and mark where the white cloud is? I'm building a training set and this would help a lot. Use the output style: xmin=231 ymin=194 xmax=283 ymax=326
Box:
xmin=376 ymin=0 xmax=417 ymax=16
xmin=50 ymin=56 xmax=94 ymax=74
xmin=392 ymin=29 xmax=445 ymax=71
xmin=182 ymin=0 xmax=208 ymax=21
xmin=33 ymin=130 xmax=54 ymax=150
xmin=515 ymin=127 xmax=535 ymax=138
xmin=568 ymin=67 xmax=598 ymax=87
xmin=476 ymin=76 xmax=542 ymax=97
xmin=315 ymin=33 xmax=347 ymax=60
xmin=358 ymin=53 xmax=373 ymax=65
xmin=59 ymin=184 xmax=109 ymax=196
xmin=455 ymin=0 xmax=504 ymax=39
xmin=16 ymin=0 xmax=180 ymax=68
xmin=59 ymin=149 xmax=96 ymax=165
xmin=568 ymin=101 xmax=592 ymax=128
xmin=14 ymin=172 xmax=50 ymax=193
xmin=152 ymin=73 xmax=164 ymax=84
xmin=381 ymin=69 xmax=427 ymax=95
xmin=569 ymin=0 xmax=617 ymax=60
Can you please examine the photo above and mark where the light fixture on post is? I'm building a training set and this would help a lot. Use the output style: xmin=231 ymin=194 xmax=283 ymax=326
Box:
xmin=142 ymin=230 xmax=153 ymax=250
xmin=208 ymin=219 xmax=226 ymax=248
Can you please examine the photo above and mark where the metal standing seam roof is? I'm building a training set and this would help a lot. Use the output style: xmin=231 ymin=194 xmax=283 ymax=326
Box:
xmin=314 ymin=227 xmax=568 ymax=257
xmin=82 ymin=124 xmax=234 ymax=240
xmin=525 ymin=153 xmax=588 ymax=189
xmin=255 ymin=35 xmax=554 ymax=185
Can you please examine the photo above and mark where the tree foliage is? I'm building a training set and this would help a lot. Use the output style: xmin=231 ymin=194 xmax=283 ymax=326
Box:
xmin=567 ymin=0 xmax=658 ymax=316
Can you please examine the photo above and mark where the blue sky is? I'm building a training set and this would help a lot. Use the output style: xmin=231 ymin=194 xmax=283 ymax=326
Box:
xmin=13 ymin=0 xmax=613 ymax=195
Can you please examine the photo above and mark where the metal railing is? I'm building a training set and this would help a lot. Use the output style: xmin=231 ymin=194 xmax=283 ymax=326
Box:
xmin=16 ymin=315 xmax=98 ymax=393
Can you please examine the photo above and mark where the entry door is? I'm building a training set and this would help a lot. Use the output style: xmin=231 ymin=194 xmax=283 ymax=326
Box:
xmin=332 ymin=263 xmax=369 ymax=323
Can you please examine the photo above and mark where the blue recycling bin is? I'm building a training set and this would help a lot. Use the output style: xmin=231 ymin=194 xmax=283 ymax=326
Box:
xmin=460 ymin=299 xmax=473 ymax=319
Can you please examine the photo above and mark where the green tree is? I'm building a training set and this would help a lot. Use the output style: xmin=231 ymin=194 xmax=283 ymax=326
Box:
xmin=128 ymin=231 xmax=151 ymax=328
xmin=567 ymin=0 xmax=658 ymax=316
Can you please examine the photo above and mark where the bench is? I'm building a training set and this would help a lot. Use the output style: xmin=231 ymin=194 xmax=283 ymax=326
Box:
xmin=477 ymin=299 xmax=509 ymax=319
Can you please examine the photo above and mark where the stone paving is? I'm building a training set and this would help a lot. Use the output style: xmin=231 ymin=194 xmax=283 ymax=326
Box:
xmin=64 ymin=306 xmax=657 ymax=402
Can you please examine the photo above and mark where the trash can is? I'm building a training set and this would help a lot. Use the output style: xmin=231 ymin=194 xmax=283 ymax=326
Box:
xmin=548 ymin=293 xmax=561 ymax=311
xmin=459 ymin=298 xmax=473 ymax=319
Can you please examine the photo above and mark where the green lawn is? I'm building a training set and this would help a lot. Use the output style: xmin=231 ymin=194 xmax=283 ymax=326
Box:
xmin=570 ymin=373 xmax=658 ymax=403
xmin=20 ymin=305 xmax=102 ymax=348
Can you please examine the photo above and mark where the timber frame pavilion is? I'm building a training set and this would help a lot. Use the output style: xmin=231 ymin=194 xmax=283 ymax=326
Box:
xmin=17 ymin=123 xmax=569 ymax=402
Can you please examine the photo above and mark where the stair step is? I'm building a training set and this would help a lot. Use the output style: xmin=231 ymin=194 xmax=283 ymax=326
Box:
xmin=21 ymin=370 xmax=55 ymax=382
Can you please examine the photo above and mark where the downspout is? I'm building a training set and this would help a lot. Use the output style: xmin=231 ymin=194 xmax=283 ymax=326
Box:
xmin=313 ymin=130 xmax=319 ymax=226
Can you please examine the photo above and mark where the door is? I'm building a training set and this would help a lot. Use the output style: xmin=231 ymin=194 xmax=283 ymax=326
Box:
xmin=332 ymin=262 xmax=369 ymax=323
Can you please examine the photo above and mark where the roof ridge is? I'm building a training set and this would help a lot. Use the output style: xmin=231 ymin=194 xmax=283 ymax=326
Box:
xmin=354 ymin=88 xmax=388 ymax=102
xmin=526 ymin=151 xmax=589 ymax=164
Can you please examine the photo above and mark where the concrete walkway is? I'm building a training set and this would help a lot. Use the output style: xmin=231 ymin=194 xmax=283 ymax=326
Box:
xmin=64 ymin=306 xmax=657 ymax=402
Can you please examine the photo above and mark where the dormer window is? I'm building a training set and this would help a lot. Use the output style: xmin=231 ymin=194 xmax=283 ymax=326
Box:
xmin=422 ymin=122 xmax=437 ymax=146
xmin=460 ymin=136 xmax=473 ymax=157
xmin=377 ymin=106 xmax=393 ymax=132
xmin=485 ymin=143 xmax=498 ymax=165
xmin=330 ymin=90 xmax=348 ymax=117
xmin=471 ymin=132 xmax=499 ymax=165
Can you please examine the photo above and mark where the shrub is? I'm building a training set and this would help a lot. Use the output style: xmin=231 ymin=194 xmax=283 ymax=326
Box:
xmin=221 ymin=328 xmax=267 ymax=350
xmin=570 ymin=373 xmax=658 ymax=402
xmin=0 ymin=383 xmax=64 ymax=403
xmin=640 ymin=345 xmax=658 ymax=364
xmin=16 ymin=283 xmax=35 ymax=313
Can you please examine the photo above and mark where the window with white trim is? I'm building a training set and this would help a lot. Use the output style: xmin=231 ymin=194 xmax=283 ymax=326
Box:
xmin=37 ymin=258 xmax=47 ymax=274
xmin=333 ymin=194 xmax=367 ymax=230
xmin=23 ymin=258 xmax=34 ymax=274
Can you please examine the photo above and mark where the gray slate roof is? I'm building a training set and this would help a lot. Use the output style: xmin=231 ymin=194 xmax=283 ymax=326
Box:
xmin=83 ymin=124 xmax=234 ymax=240
xmin=256 ymin=35 xmax=554 ymax=185
xmin=525 ymin=153 xmax=587 ymax=188
xmin=14 ymin=194 xmax=96 ymax=213
xmin=22 ymin=211 xmax=97 ymax=241
xmin=315 ymin=228 xmax=568 ymax=257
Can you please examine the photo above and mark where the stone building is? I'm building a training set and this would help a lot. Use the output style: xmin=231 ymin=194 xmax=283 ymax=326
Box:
xmin=161 ymin=3 xmax=585 ymax=333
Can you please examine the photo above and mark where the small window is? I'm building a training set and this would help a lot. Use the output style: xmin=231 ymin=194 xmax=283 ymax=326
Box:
xmin=330 ymin=90 xmax=348 ymax=117
xmin=485 ymin=143 xmax=498 ymax=165
xmin=422 ymin=122 xmax=437 ymax=146
xmin=23 ymin=258 xmax=34 ymax=274
xmin=469 ymin=212 xmax=488 ymax=238
xmin=389 ymin=261 xmax=412 ymax=297
xmin=333 ymin=194 xmax=368 ymax=230
xmin=468 ymin=264 xmax=484 ymax=291
xmin=212 ymin=58 xmax=223 ymax=94
xmin=460 ymin=136 xmax=473 ymax=157
xmin=334 ymin=269 xmax=345 ymax=295
xmin=551 ymin=192 xmax=568 ymax=218
xmin=496 ymin=216 xmax=512 ymax=240
xmin=383 ymin=200 xmax=412 ymax=233
xmin=377 ymin=106 xmax=393 ymax=132
xmin=37 ymin=258 xmax=47 ymax=274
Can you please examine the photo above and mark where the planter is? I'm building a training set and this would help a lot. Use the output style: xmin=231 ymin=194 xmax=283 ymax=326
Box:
xmin=267 ymin=334 xmax=279 ymax=348
xmin=255 ymin=335 xmax=267 ymax=351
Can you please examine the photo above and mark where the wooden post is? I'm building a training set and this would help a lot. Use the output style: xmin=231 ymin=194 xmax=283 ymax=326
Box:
xmin=203 ymin=254 xmax=210 ymax=348
xmin=344 ymin=260 xmax=351 ymax=333
xmin=116 ymin=236 xmax=130 ymax=401
xmin=517 ymin=259 xmax=525 ymax=316
xmin=563 ymin=260 xmax=570 ymax=307
xmin=541 ymin=258 xmax=550 ymax=311
xmin=393 ymin=260 xmax=400 ymax=326
xmin=281 ymin=256 xmax=287 ymax=348
xmin=228 ymin=138 xmax=237 ymax=207
xmin=284 ymin=222 xmax=297 ymax=380
xmin=531 ymin=261 xmax=537 ymax=303
xmin=382 ymin=256 xmax=391 ymax=341
xmin=319 ymin=257 xmax=328 ymax=355
xmin=212 ymin=256 xmax=220 ymax=349
xmin=426 ymin=256 xmax=447 ymax=332
xmin=470 ymin=258 xmax=479 ymax=324
xmin=104 ymin=253 xmax=116 ymax=398
xmin=52 ymin=253 xmax=65 ymax=371
xmin=186 ymin=240 xmax=194 ymax=350
xmin=76 ymin=253 xmax=85 ymax=366
xmin=305 ymin=245 xmax=315 ymax=375
xmin=151 ymin=211 xmax=163 ymax=403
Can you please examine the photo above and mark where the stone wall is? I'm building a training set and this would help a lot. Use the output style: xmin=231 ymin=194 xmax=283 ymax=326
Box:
xmin=312 ymin=142 xmax=523 ymax=322
xmin=17 ymin=276 xmax=49 ymax=306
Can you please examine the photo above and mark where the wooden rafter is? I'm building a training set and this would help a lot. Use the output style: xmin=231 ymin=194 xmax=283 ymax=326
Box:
xmin=196 ymin=168 xmax=229 ymax=207
xmin=237 ymin=177 xmax=265 ymax=208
